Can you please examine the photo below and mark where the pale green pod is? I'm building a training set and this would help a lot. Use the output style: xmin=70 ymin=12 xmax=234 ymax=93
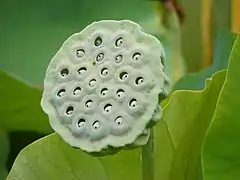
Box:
xmin=41 ymin=20 xmax=170 ymax=155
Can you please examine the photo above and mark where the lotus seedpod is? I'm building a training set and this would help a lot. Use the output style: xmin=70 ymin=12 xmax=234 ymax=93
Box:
xmin=41 ymin=19 xmax=170 ymax=155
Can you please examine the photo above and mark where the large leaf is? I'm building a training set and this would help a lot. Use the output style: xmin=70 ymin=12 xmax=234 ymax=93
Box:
xmin=0 ymin=70 xmax=52 ymax=133
xmin=155 ymin=70 xmax=226 ymax=180
xmin=6 ymin=133 xmax=141 ymax=180
xmin=173 ymin=29 xmax=237 ymax=91
xmin=202 ymin=34 xmax=240 ymax=179
xmin=0 ymin=70 xmax=52 ymax=178
xmin=6 ymin=70 xmax=226 ymax=180
xmin=6 ymin=131 xmax=47 ymax=172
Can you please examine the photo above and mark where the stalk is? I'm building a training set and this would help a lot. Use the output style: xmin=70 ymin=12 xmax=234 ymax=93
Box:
xmin=142 ymin=128 xmax=155 ymax=180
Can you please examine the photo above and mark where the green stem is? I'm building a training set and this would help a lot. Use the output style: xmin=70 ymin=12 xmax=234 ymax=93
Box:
xmin=142 ymin=128 xmax=155 ymax=180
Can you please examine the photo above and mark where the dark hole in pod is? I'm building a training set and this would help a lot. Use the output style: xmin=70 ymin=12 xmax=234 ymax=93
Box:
xmin=115 ymin=116 xmax=123 ymax=126
xmin=135 ymin=77 xmax=144 ymax=85
xmin=129 ymin=98 xmax=137 ymax=107
xmin=116 ymin=89 xmax=124 ymax=98
xmin=94 ymin=36 xmax=102 ymax=46
xmin=89 ymin=79 xmax=97 ymax=87
xmin=104 ymin=103 xmax=112 ymax=112
xmin=119 ymin=72 xmax=128 ymax=80
xmin=66 ymin=106 xmax=74 ymax=115
xmin=73 ymin=87 xmax=81 ymax=95
xmin=92 ymin=121 xmax=101 ymax=129
xmin=78 ymin=67 xmax=87 ymax=75
xmin=101 ymin=68 xmax=108 ymax=76
xmin=60 ymin=68 xmax=69 ymax=77
xmin=85 ymin=100 xmax=93 ymax=108
xmin=57 ymin=89 xmax=66 ymax=97
xmin=77 ymin=118 xmax=85 ymax=128
xmin=76 ymin=49 xmax=85 ymax=58
xmin=115 ymin=37 xmax=123 ymax=47
xmin=100 ymin=88 xmax=108 ymax=96
xmin=115 ymin=55 xmax=123 ymax=63
xmin=96 ymin=53 xmax=104 ymax=62
xmin=132 ymin=52 xmax=141 ymax=61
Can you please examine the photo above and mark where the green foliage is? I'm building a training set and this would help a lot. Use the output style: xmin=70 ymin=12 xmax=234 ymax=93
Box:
xmin=181 ymin=0 xmax=203 ymax=73
xmin=211 ymin=0 xmax=231 ymax=42
xmin=6 ymin=69 xmax=226 ymax=180
xmin=0 ymin=71 xmax=52 ymax=179
xmin=0 ymin=0 xmax=185 ymax=86
xmin=1 ymin=1 xmax=239 ymax=178
xmin=0 ymin=0 xmax=185 ymax=178
xmin=0 ymin=71 xmax=52 ymax=133
xmin=4 ymin=28 xmax=240 ymax=180
xmin=6 ymin=134 xmax=141 ymax=180
xmin=0 ymin=1 xmax=186 ymax=177
xmin=173 ymin=29 xmax=237 ymax=91
xmin=202 ymin=34 xmax=240 ymax=180
xmin=155 ymin=70 xmax=226 ymax=180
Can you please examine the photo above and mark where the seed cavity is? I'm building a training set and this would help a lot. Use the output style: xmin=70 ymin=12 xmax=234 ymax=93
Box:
xmin=132 ymin=52 xmax=141 ymax=61
xmin=76 ymin=49 xmax=85 ymax=58
xmin=101 ymin=68 xmax=108 ymax=76
xmin=115 ymin=55 xmax=123 ymax=63
xmin=116 ymin=89 xmax=125 ymax=98
xmin=66 ymin=106 xmax=74 ymax=115
xmin=135 ymin=77 xmax=144 ymax=85
xmin=92 ymin=121 xmax=101 ymax=130
xmin=77 ymin=118 xmax=85 ymax=128
xmin=100 ymin=88 xmax=108 ymax=96
xmin=115 ymin=37 xmax=123 ymax=47
xmin=57 ymin=89 xmax=66 ymax=97
xmin=60 ymin=68 xmax=69 ymax=77
xmin=73 ymin=87 xmax=81 ymax=95
xmin=85 ymin=100 xmax=93 ymax=108
xmin=94 ymin=36 xmax=102 ymax=46
xmin=78 ymin=67 xmax=87 ymax=75
xmin=104 ymin=104 xmax=112 ymax=113
xmin=89 ymin=79 xmax=97 ymax=87
xmin=115 ymin=116 xmax=124 ymax=126
xmin=129 ymin=98 xmax=137 ymax=108
xmin=96 ymin=53 xmax=104 ymax=62
xmin=119 ymin=72 xmax=128 ymax=80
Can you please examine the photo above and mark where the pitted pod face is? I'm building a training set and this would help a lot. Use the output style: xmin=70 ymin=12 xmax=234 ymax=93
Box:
xmin=41 ymin=19 xmax=170 ymax=154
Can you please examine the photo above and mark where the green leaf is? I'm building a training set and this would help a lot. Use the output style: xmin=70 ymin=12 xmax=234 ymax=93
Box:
xmin=0 ymin=70 xmax=52 ymax=178
xmin=6 ymin=133 xmax=141 ymax=180
xmin=6 ymin=70 xmax=226 ymax=180
xmin=6 ymin=131 xmax=46 ymax=172
xmin=202 ymin=34 xmax=240 ymax=179
xmin=155 ymin=70 xmax=226 ymax=180
xmin=173 ymin=29 xmax=237 ymax=91
xmin=0 ymin=129 xmax=9 ymax=180
xmin=0 ymin=70 xmax=52 ymax=133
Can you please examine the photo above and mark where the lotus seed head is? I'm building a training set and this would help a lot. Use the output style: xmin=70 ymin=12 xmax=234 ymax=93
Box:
xmin=41 ymin=19 xmax=170 ymax=155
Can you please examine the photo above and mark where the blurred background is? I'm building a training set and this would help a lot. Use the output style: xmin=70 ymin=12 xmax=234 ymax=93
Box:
xmin=0 ymin=0 xmax=239 ymax=179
